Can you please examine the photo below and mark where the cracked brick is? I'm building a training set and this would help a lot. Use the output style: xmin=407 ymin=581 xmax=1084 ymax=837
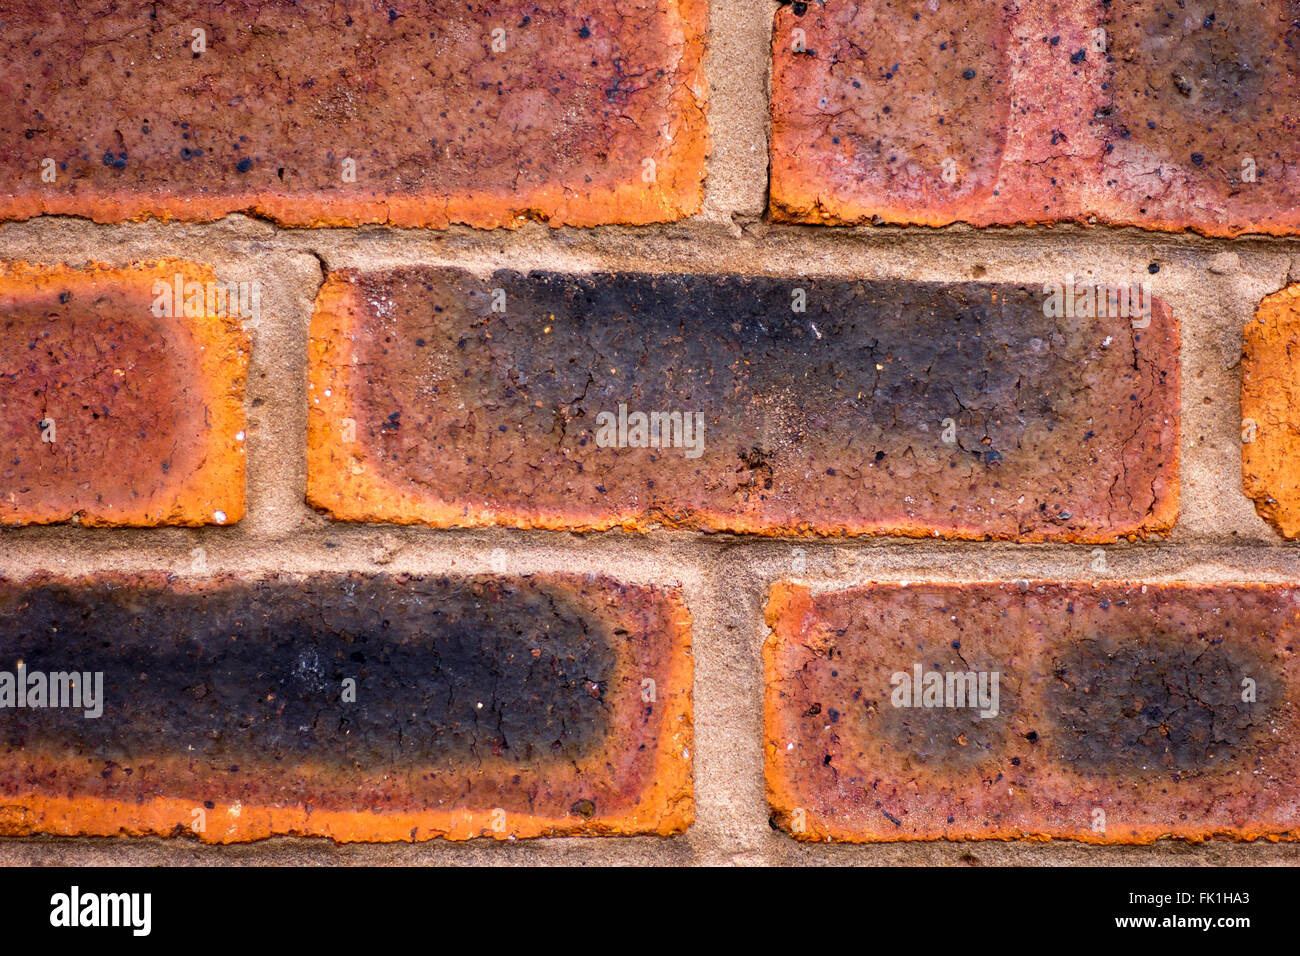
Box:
xmin=0 ymin=0 xmax=708 ymax=228
xmin=0 ymin=260 xmax=247 ymax=526
xmin=770 ymin=0 xmax=1300 ymax=236
xmin=0 ymin=572 xmax=693 ymax=842
xmin=765 ymin=581 xmax=1299 ymax=843
xmin=308 ymin=268 xmax=1178 ymax=541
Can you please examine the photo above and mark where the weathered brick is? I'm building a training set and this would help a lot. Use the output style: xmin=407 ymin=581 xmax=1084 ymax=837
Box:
xmin=765 ymin=581 xmax=1300 ymax=843
xmin=0 ymin=260 xmax=247 ymax=526
xmin=0 ymin=572 xmax=692 ymax=842
xmin=1242 ymin=285 xmax=1300 ymax=537
xmin=0 ymin=0 xmax=707 ymax=228
xmin=308 ymin=269 xmax=1178 ymax=541
xmin=770 ymin=0 xmax=1300 ymax=235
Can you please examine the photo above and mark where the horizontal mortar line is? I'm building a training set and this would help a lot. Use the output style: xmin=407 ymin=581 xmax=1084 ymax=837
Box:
xmin=5 ymin=214 xmax=1300 ymax=254
xmin=0 ymin=237 xmax=1292 ymax=296
xmin=0 ymin=247 xmax=1282 ymax=292
xmin=0 ymin=522 xmax=1292 ymax=548
xmin=0 ymin=522 xmax=1292 ymax=546
xmin=5 ymin=566 xmax=1296 ymax=590
xmin=2 ymin=535 xmax=1300 ymax=569
xmin=281 ymin=251 xmax=1294 ymax=280
xmin=0 ymin=834 xmax=715 ymax=863
xmin=0 ymin=550 xmax=713 ymax=588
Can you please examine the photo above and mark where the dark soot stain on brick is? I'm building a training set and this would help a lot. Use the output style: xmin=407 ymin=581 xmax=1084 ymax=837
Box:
xmin=330 ymin=266 xmax=1172 ymax=539
xmin=451 ymin=271 xmax=1072 ymax=454
xmin=872 ymin=667 xmax=1019 ymax=770
xmin=0 ymin=577 xmax=615 ymax=768
xmin=1045 ymin=633 xmax=1278 ymax=775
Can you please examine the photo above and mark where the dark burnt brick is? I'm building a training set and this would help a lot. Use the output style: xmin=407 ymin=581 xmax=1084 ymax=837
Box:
xmin=0 ymin=261 xmax=246 ymax=526
xmin=765 ymin=582 xmax=1300 ymax=843
xmin=1044 ymin=633 xmax=1280 ymax=775
xmin=0 ymin=0 xmax=707 ymax=227
xmin=0 ymin=573 xmax=692 ymax=841
xmin=308 ymin=268 xmax=1178 ymax=541
xmin=770 ymin=0 xmax=1300 ymax=236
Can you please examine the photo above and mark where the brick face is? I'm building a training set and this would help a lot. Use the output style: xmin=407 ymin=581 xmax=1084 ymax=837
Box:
xmin=765 ymin=582 xmax=1300 ymax=843
xmin=308 ymin=268 xmax=1178 ymax=541
xmin=770 ymin=0 xmax=1300 ymax=235
xmin=0 ymin=260 xmax=247 ymax=526
xmin=0 ymin=0 xmax=1292 ymax=868
xmin=1242 ymin=285 xmax=1300 ymax=538
xmin=0 ymin=0 xmax=708 ymax=228
xmin=0 ymin=573 xmax=692 ymax=842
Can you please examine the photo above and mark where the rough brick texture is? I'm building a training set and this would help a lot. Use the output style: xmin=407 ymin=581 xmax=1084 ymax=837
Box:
xmin=770 ymin=0 xmax=1300 ymax=236
xmin=0 ymin=260 xmax=247 ymax=526
xmin=0 ymin=0 xmax=708 ymax=228
xmin=765 ymin=581 xmax=1300 ymax=843
xmin=1242 ymin=285 xmax=1300 ymax=537
xmin=308 ymin=268 xmax=1178 ymax=541
xmin=0 ymin=573 xmax=692 ymax=842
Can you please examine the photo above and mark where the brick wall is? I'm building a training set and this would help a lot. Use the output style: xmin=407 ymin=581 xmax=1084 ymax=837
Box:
xmin=1 ymin=0 xmax=1299 ymax=864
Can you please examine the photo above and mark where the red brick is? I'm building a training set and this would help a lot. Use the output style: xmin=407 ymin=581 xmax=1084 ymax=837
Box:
xmin=0 ymin=0 xmax=708 ymax=228
xmin=765 ymin=581 xmax=1300 ymax=843
xmin=770 ymin=0 xmax=1300 ymax=236
xmin=0 ymin=572 xmax=692 ymax=842
xmin=0 ymin=260 xmax=247 ymax=526
xmin=1242 ymin=285 xmax=1300 ymax=537
xmin=308 ymin=269 xmax=1177 ymax=541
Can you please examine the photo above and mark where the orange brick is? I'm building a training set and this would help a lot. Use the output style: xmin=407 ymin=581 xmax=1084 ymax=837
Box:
xmin=1242 ymin=285 xmax=1300 ymax=537
xmin=0 ymin=572 xmax=692 ymax=842
xmin=0 ymin=0 xmax=708 ymax=228
xmin=770 ymin=0 xmax=1300 ymax=235
xmin=0 ymin=261 xmax=247 ymax=526
xmin=765 ymin=581 xmax=1300 ymax=843
xmin=308 ymin=268 xmax=1178 ymax=541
